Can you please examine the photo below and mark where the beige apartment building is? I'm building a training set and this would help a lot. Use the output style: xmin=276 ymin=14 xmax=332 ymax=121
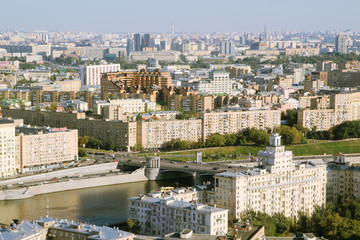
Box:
xmin=16 ymin=127 xmax=78 ymax=172
xmin=327 ymin=154 xmax=360 ymax=203
xmin=199 ymin=110 xmax=281 ymax=140
xmin=285 ymin=47 xmax=320 ymax=56
xmin=168 ymin=94 xmax=214 ymax=112
xmin=137 ymin=119 xmax=203 ymax=149
xmin=214 ymin=134 xmax=327 ymax=219
xmin=298 ymin=92 xmax=360 ymax=131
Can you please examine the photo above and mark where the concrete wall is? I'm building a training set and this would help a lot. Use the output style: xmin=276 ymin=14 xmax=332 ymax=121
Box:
xmin=0 ymin=162 xmax=119 ymax=186
xmin=0 ymin=167 xmax=147 ymax=200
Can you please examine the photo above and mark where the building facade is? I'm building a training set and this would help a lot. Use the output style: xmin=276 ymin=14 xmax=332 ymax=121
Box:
xmin=214 ymin=134 xmax=327 ymax=219
xmin=80 ymin=64 xmax=121 ymax=85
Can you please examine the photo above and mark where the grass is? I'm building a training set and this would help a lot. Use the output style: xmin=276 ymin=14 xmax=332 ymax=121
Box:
xmin=136 ymin=139 xmax=360 ymax=162
xmin=80 ymin=147 xmax=115 ymax=153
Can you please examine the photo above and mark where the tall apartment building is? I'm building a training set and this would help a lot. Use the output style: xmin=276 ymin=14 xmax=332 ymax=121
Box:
xmin=168 ymin=94 xmax=214 ymax=112
xmin=129 ymin=195 xmax=228 ymax=236
xmin=335 ymin=35 xmax=347 ymax=54
xmin=137 ymin=119 xmax=203 ymax=149
xmin=199 ymin=110 xmax=281 ymax=140
xmin=214 ymin=134 xmax=327 ymax=219
xmin=193 ymin=70 xmax=232 ymax=94
xmin=80 ymin=64 xmax=121 ymax=85
xmin=134 ymin=33 xmax=143 ymax=52
xmin=316 ymin=61 xmax=337 ymax=72
xmin=0 ymin=119 xmax=16 ymax=178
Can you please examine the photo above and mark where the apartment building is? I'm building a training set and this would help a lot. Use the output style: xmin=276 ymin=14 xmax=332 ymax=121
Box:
xmin=101 ymin=69 xmax=172 ymax=98
xmin=128 ymin=196 xmax=228 ymax=236
xmin=193 ymin=70 xmax=232 ymax=94
xmin=214 ymin=134 xmax=327 ymax=219
xmin=327 ymin=154 xmax=360 ymax=203
xmin=328 ymin=70 xmax=360 ymax=87
xmin=199 ymin=110 xmax=281 ymax=140
xmin=168 ymin=94 xmax=214 ymax=112
xmin=80 ymin=64 xmax=121 ymax=85
xmin=298 ymin=92 xmax=360 ymax=130
xmin=137 ymin=119 xmax=202 ymax=149
xmin=94 ymin=98 xmax=157 ymax=115
xmin=16 ymin=126 xmax=78 ymax=172
xmin=0 ymin=119 xmax=16 ymax=178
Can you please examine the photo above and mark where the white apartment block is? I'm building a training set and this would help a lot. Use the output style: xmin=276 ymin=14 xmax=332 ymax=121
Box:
xmin=199 ymin=110 xmax=281 ymax=140
xmin=214 ymin=134 xmax=327 ymax=220
xmin=193 ymin=70 xmax=233 ymax=94
xmin=128 ymin=195 xmax=228 ymax=236
xmin=94 ymin=98 xmax=157 ymax=114
xmin=80 ymin=64 xmax=120 ymax=85
xmin=0 ymin=120 xmax=16 ymax=178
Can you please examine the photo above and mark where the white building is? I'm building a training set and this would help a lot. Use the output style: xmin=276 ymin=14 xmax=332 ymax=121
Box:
xmin=214 ymin=134 xmax=327 ymax=220
xmin=129 ymin=195 xmax=228 ymax=236
xmin=193 ymin=70 xmax=233 ymax=94
xmin=0 ymin=120 xmax=16 ymax=178
xmin=94 ymin=98 xmax=157 ymax=114
xmin=61 ymin=99 xmax=88 ymax=112
xmin=80 ymin=64 xmax=120 ymax=86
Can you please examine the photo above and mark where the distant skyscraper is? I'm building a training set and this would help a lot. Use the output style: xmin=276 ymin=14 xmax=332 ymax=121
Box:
xmin=220 ymin=41 xmax=235 ymax=56
xmin=143 ymin=34 xmax=151 ymax=49
xmin=335 ymin=35 xmax=347 ymax=54
xmin=134 ymin=33 xmax=143 ymax=52
xmin=127 ymin=39 xmax=134 ymax=55
xmin=171 ymin=23 xmax=174 ymax=42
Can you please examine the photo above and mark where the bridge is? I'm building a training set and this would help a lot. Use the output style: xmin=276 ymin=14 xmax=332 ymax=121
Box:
xmin=120 ymin=156 xmax=247 ymax=181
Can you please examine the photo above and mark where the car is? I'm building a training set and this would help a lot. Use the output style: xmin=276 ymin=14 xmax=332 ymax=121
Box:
xmin=184 ymin=166 xmax=189 ymax=168
xmin=213 ymin=167 xmax=219 ymax=170
xmin=170 ymin=161 xmax=177 ymax=164
xmin=109 ymin=154 xmax=115 ymax=157
xmin=127 ymin=159 xmax=132 ymax=162
xmin=228 ymin=166 xmax=233 ymax=168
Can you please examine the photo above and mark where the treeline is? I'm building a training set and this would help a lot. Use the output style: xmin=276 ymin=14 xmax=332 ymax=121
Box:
xmin=310 ymin=120 xmax=360 ymax=140
xmin=163 ymin=126 xmax=306 ymax=151
xmin=78 ymin=136 xmax=115 ymax=150
xmin=240 ymin=198 xmax=360 ymax=240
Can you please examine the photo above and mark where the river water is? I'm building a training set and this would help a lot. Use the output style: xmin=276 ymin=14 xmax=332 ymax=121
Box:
xmin=0 ymin=178 xmax=195 ymax=226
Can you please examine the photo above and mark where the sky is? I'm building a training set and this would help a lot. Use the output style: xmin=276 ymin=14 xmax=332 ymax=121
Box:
xmin=1 ymin=0 xmax=360 ymax=33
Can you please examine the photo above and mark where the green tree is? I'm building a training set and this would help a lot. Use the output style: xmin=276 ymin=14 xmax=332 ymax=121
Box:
xmin=78 ymin=149 xmax=87 ymax=157
xmin=281 ymin=109 xmax=298 ymax=127
xmin=224 ymin=133 xmax=237 ymax=146
xmin=46 ymin=102 xmax=58 ymax=111
xmin=136 ymin=114 xmax=142 ymax=121
xmin=206 ymin=134 xmax=226 ymax=147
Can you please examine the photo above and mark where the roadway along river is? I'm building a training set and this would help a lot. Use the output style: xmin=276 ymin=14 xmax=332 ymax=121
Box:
xmin=0 ymin=177 xmax=195 ymax=226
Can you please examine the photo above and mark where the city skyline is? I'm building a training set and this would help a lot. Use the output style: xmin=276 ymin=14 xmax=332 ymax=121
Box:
xmin=1 ymin=0 xmax=360 ymax=33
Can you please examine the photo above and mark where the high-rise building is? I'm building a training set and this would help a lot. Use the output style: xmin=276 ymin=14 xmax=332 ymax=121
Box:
xmin=127 ymin=39 xmax=135 ymax=55
xmin=220 ymin=41 xmax=235 ymax=56
xmin=214 ymin=134 xmax=327 ymax=219
xmin=134 ymin=33 xmax=143 ymax=52
xmin=143 ymin=34 xmax=151 ymax=49
xmin=335 ymin=35 xmax=347 ymax=54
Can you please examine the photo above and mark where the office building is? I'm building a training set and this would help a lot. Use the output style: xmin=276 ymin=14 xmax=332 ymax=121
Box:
xmin=214 ymin=134 xmax=327 ymax=219
xmin=327 ymin=70 xmax=360 ymax=87
xmin=335 ymin=35 xmax=347 ymax=54
xmin=129 ymin=195 xmax=228 ymax=236
xmin=127 ymin=39 xmax=135 ymax=55
xmin=134 ymin=33 xmax=143 ymax=52
xmin=80 ymin=64 xmax=121 ymax=86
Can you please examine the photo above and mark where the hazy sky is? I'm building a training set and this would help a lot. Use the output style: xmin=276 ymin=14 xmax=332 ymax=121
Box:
xmin=1 ymin=0 xmax=359 ymax=33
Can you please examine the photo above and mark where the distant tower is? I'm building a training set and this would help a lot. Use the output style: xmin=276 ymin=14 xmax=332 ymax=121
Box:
xmin=335 ymin=35 xmax=347 ymax=54
xmin=171 ymin=23 xmax=174 ymax=42
xmin=134 ymin=33 xmax=143 ymax=52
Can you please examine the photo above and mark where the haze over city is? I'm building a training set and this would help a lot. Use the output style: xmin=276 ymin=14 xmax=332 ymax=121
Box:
xmin=2 ymin=0 xmax=360 ymax=32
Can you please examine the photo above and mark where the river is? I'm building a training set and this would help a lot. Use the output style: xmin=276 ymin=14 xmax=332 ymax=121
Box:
xmin=0 ymin=177 xmax=196 ymax=226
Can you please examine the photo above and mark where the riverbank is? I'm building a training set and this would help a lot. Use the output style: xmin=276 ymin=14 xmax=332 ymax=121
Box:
xmin=0 ymin=167 xmax=147 ymax=200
